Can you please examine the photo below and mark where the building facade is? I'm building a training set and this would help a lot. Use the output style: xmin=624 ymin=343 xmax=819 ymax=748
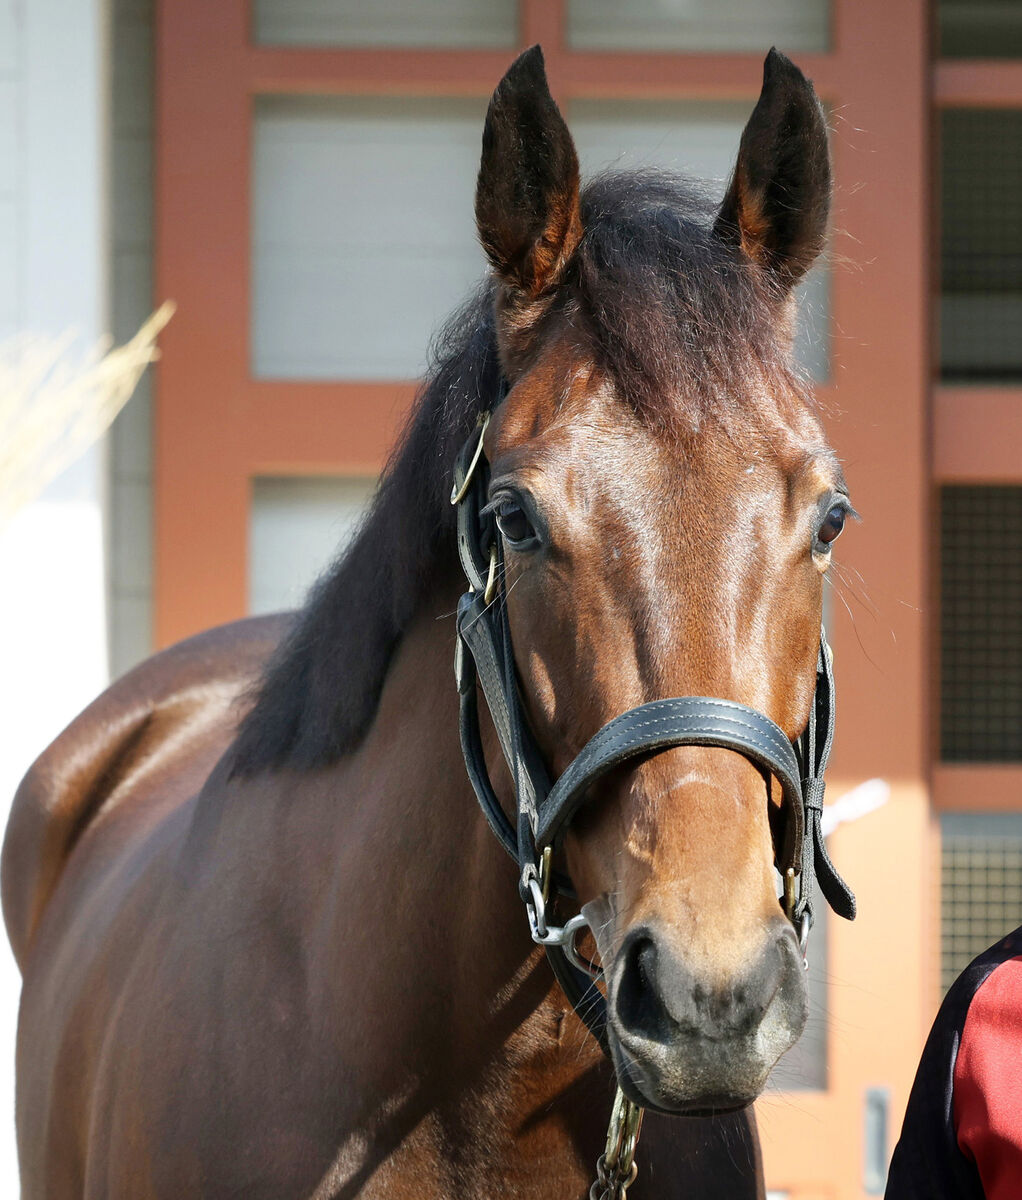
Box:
xmin=4 ymin=0 xmax=1022 ymax=1195
xmin=150 ymin=6 xmax=932 ymax=1192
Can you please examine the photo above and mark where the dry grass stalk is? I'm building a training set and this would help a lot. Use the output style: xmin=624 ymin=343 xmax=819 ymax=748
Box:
xmin=0 ymin=301 xmax=175 ymax=527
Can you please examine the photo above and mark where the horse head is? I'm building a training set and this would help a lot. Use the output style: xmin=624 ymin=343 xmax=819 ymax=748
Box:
xmin=473 ymin=46 xmax=849 ymax=1114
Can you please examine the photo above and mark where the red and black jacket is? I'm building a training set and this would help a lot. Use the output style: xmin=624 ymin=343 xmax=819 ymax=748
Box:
xmin=886 ymin=925 xmax=1022 ymax=1199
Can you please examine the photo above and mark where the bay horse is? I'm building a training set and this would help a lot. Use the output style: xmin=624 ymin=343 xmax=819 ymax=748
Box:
xmin=3 ymin=46 xmax=854 ymax=1199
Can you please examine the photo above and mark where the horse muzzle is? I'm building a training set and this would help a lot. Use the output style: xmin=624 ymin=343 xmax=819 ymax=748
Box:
xmin=604 ymin=918 xmax=809 ymax=1114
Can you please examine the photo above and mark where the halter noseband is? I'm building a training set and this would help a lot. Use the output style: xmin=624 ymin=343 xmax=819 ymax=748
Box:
xmin=451 ymin=406 xmax=856 ymax=1054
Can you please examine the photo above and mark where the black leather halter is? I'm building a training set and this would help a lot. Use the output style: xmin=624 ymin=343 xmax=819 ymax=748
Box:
xmin=451 ymin=408 xmax=856 ymax=1051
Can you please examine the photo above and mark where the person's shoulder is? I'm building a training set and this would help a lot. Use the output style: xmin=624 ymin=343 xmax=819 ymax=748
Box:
xmin=920 ymin=924 xmax=1022 ymax=1074
xmin=947 ymin=925 xmax=1022 ymax=1025
xmin=954 ymin=925 xmax=1022 ymax=1112
xmin=885 ymin=926 xmax=1022 ymax=1200
xmin=952 ymin=926 xmax=1022 ymax=1200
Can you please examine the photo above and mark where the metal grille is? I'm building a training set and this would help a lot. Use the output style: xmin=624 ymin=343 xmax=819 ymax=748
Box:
xmin=941 ymin=815 xmax=1022 ymax=993
xmin=939 ymin=0 xmax=1022 ymax=57
xmin=941 ymin=487 xmax=1022 ymax=760
xmin=941 ymin=110 xmax=1022 ymax=381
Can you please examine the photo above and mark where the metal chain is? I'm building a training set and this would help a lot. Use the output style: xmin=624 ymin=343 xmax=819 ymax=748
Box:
xmin=589 ymin=1154 xmax=639 ymax=1200
xmin=589 ymin=1088 xmax=644 ymax=1200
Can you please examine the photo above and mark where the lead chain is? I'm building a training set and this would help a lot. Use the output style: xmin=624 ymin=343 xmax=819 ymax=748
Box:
xmin=589 ymin=1155 xmax=638 ymax=1200
xmin=589 ymin=1088 xmax=644 ymax=1200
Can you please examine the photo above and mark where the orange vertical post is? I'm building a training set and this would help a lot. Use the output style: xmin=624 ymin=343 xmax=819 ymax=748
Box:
xmin=756 ymin=2 xmax=935 ymax=1196
xmin=155 ymin=0 xmax=252 ymax=644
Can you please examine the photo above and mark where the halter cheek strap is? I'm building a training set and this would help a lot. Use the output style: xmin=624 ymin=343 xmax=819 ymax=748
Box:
xmin=450 ymin=409 xmax=856 ymax=1053
xmin=797 ymin=636 xmax=856 ymax=922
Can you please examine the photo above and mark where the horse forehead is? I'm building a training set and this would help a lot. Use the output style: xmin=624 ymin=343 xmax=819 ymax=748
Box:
xmin=493 ymin=352 xmax=609 ymax=451
xmin=494 ymin=341 xmax=835 ymax=513
xmin=553 ymin=419 xmax=822 ymax=516
xmin=509 ymin=354 xmax=820 ymax=452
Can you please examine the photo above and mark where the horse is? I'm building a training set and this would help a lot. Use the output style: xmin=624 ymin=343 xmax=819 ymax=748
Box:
xmin=3 ymin=45 xmax=854 ymax=1199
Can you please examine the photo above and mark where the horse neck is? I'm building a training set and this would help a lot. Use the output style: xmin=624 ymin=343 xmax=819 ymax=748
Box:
xmin=285 ymin=572 xmax=595 ymax=1094
xmin=303 ymin=580 xmax=764 ymax=1197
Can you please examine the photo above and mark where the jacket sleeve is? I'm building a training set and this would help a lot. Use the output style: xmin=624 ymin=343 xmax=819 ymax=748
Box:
xmin=885 ymin=980 xmax=985 ymax=1200
xmin=953 ymin=954 xmax=1022 ymax=1200
xmin=885 ymin=930 xmax=1022 ymax=1200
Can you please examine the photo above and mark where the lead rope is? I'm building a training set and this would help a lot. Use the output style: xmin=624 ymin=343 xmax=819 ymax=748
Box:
xmin=590 ymin=1088 xmax=645 ymax=1199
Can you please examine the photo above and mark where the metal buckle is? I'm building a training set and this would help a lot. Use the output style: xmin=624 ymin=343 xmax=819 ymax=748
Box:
xmin=783 ymin=867 xmax=798 ymax=918
xmin=521 ymin=858 xmax=603 ymax=978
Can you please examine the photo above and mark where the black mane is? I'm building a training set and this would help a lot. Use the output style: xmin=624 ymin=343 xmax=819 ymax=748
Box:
xmin=231 ymin=171 xmax=802 ymax=775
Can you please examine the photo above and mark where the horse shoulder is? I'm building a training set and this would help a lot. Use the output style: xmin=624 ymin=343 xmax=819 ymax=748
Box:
xmin=1 ymin=614 xmax=292 ymax=970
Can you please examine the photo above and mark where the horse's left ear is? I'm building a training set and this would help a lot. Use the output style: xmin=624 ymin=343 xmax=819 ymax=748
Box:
xmin=714 ymin=49 xmax=830 ymax=290
xmin=475 ymin=45 xmax=583 ymax=300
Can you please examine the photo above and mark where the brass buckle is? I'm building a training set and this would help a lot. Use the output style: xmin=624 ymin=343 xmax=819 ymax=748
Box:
xmin=783 ymin=867 xmax=798 ymax=920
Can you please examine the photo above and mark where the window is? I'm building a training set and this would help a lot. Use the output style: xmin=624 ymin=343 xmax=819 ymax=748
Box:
xmin=941 ymin=486 xmax=1022 ymax=761
xmin=252 ymin=0 xmax=516 ymax=49
xmin=252 ymin=96 xmax=487 ymax=381
xmin=253 ymin=94 xmax=832 ymax=384
xmin=567 ymin=0 xmax=828 ymax=53
xmin=249 ymin=476 xmax=375 ymax=614
xmin=938 ymin=0 xmax=1022 ymax=58
xmin=941 ymin=110 xmax=1022 ymax=382
xmin=941 ymin=813 xmax=1022 ymax=991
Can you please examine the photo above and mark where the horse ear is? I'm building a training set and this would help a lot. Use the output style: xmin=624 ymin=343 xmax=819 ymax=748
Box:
xmin=475 ymin=45 xmax=583 ymax=300
xmin=714 ymin=49 xmax=830 ymax=290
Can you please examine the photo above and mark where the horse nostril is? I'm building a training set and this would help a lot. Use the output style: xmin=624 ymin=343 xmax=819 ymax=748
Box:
xmin=615 ymin=932 xmax=673 ymax=1043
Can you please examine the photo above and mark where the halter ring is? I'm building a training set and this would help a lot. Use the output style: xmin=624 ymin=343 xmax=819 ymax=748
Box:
xmin=450 ymin=412 xmax=491 ymax=506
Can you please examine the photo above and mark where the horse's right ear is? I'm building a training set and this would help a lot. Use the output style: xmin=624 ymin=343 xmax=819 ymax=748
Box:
xmin=714 ymin=49 xmax=830 ymax=290
xmin=475 ymin=46 xmax=583 ymax=301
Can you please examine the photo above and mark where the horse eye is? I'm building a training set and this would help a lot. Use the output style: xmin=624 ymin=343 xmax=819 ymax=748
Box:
xmin=495 ymin=498 xmax=536 ymax=547
xmin=818 ymin=506 xmax=846 ymax=546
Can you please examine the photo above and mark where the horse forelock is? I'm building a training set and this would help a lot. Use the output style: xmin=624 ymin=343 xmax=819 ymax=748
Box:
xmin=230 ymin=168 xmax=818 ymax=778
xmin=574 ymin=171 xmax=813 ymax=435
